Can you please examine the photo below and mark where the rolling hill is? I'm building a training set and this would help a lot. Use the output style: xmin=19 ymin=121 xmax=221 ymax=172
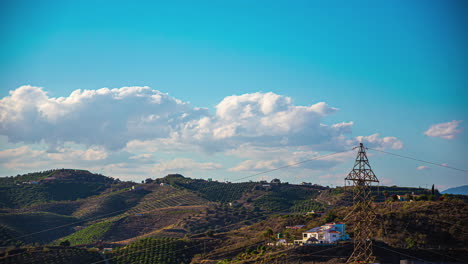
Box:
xmin=0 ymin=169 xmax=466 ymax=264
xmin=442 ymin=185 xmax=468 ymax=195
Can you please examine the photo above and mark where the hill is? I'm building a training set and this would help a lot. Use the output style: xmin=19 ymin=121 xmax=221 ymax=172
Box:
xmin=442 ymin=185 xmax=468 ymax=195
xmin=0 ymin=169 xmax=120 ymax=208
xmin=0 ymin=170 xmax=467 ymax=264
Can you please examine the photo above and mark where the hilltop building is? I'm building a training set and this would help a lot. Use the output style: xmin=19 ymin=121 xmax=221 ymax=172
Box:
xmin=294 ymin=222 xmax=349 ymax=245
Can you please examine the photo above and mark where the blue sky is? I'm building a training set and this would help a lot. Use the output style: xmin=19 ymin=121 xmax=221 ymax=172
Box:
xmin=0 ymin=0 xmax=466 ymax=190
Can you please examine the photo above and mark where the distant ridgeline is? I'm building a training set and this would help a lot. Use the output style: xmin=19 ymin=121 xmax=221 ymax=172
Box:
xmin=0 ymin=169 xmax=119 ymax=208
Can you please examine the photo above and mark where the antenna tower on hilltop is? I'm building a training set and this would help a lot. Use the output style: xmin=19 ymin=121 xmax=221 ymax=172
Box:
xmin=345 ymin=143 xmax=379 ymax=263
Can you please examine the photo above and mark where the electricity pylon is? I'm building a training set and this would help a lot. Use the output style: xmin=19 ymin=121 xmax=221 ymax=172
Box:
xmin=345 ymin=143 xmax=379 ymax=263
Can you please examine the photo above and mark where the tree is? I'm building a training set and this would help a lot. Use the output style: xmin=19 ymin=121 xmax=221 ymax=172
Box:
xmin=60 ymin=240 xmax=70 ymax=247
xmin=205 ymin=230 xmax=214 ymax=237
xmin=431 ymin=184 xmax=435 ymax=196
xmin=405 ymin=193 xmax=413 ymax=201
xmin=325 ymin=210 xmax=337 ymax=222
xmin=416 ymin=194 xmax=428 ymax=201
xmin=145 ymin=178 xmax=154 ymax=184
xmin=405 ymin=237 xmax=416 ymax=249
xmin=383 ymin=190 xmax=389 ymax=201
xmin=263 ymin=228 xmax=274 ymax=243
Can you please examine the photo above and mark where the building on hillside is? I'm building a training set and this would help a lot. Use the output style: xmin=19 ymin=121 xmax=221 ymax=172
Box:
xmin=396 ymin=195 xmax=406 ymax=201
xmin=160 ymin=183 xmax=170 ymax=186
xmin=294 ymin=222 xmax=349 ymax=245
xmin=131 ymin=185 xmax=143 ymax=191
xmin=305 ymin=210 xmax=325 ymax=216
xmin=229 ymin=202 xmax=240 ymax=207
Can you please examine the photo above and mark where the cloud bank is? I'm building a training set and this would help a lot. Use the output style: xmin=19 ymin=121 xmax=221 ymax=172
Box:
xmin=0 ymin=85 xmax=403 ymax=179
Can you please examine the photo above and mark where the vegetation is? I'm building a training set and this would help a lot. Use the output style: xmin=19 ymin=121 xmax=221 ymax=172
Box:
xmin=253 ymin=185 xmax=321 ymax=212
xmin=177 ymin=180 xmax=257 ymax=203
xmin=0 ymin=170 xmax=466 ymax=264
xmin=0 ymin=246 xmax=102 ymax=264
xmin=0 ymin=169 xmax=117 ymax=208
xmin=107 ymin=237 xmax=198 ymax=264
xmin=57 ymin=219 xmax=114 ymax=246
xmin=0 ymin=212 xmax=78 ymax=245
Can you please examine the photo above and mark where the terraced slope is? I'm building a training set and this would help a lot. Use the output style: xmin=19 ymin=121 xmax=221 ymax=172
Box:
xmin=0 ymin=212 xmax=78 ymax=245
xmin=0 ymin=246 xmax=102 ymax=264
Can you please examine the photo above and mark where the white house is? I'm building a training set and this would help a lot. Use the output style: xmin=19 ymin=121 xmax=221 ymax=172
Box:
xmin=131 ymin=185 xmax=143 ymax=191
xmin=295 ymin=222 xmax=349 ymax=245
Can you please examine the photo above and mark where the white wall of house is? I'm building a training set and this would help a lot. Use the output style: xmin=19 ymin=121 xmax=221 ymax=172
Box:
xmin=301 ymin=223 xmax=348 ymax=244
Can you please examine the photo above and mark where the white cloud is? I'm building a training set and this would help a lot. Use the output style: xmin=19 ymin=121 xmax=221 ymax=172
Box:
xmin=0 ymin=85 xmax=206 ymax=150
xmin=0 ymin=86 xmax=405 ymax=181
xmin=47 ymin=146 xmax=108 ymax=161
xmin=355 ymin=133 xmax=403 ymax=150
xmin=129 ymin=153 xmax=153 ymax=160
xmin=416 ymin=165 xmax=430 ymax=171
xmin=177 ymin=92 xmax=350 ymax=152
xmin=424 ymin=120 xmax=462 ymax=139
xmin=229 ymin=159 xmax=281 ymax=172
xmin=228 ymin=146 xmax=355 ymax=172
xmin=152 ymin=158 xmax=223 ymax=173
xmin=0 ymin=146 xmax=40 ymax=160
xmin=0 ymin=145 xmax=107 ymax=170
xmin=1 ymin=86 xmax=401 ymax=154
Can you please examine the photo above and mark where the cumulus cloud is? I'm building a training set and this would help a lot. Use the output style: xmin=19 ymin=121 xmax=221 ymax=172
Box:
xmin=0 ymin=86 xmax=405 ymax=179
xmin=0 ymin=145 xmax=107 ymax=170
xmin=424 ymin=120 xmax=462 ymax=139
xmin=229 ymin=159 xmax=281 ymax=172
xmin=1 ymin=86 xmax=401 ymax=153
xmin=47 ymin=146 xmax=108 ymax=161
xmin=228 ymin=145 xmax=354 ymax=172
xmin=152 ymin=158 xmax=222 ymax=173
xmin=355 ymin=133 xmax=403 ymax=150
xmin=0 ymin=85 xmax=207 ymax=150
xmin=416 ymin=165 xmax=430 ymax=171
xmin=176 ymin=92 xmax=351 ymax=152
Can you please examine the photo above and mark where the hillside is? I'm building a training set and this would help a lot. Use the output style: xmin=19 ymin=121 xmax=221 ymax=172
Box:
xmin=191 ymin=201 xmax=467 ymax=263
xmin=0 ymin=170 xmax=467 ymax=264
xmin=442 ymin=185 xmax=468 ymax=195
xmin=0 ymin=169 xmax=121 ymax=208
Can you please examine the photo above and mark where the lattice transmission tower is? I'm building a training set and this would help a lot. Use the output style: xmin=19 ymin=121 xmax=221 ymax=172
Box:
xmin=345 ymin=143 xmax=379 ymax=263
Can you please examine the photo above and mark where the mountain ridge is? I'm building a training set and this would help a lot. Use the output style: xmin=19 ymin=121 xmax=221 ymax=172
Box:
xmin=442 ymin=185 xmax=468 ymax=195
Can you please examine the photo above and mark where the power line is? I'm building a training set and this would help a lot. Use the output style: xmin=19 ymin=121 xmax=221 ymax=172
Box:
xmin=2 ymin=149 xmax=350 ymax=248
xmin=109 ymin=214 xmax=350 ymax=264
xmin=88 ymin=150 xmax=354 ymax=264
xmin=373 ymin=244 xmax=432 ymax=263
xmin=2 ymin=189 xmax=198 ymax=244
xmin=367 ymin=148 xmax=468 ymax=173
xmin=89 ymin=211 xmax=302 ymax=264
xmin=234 ymin=149 xmax=353 ymax=182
